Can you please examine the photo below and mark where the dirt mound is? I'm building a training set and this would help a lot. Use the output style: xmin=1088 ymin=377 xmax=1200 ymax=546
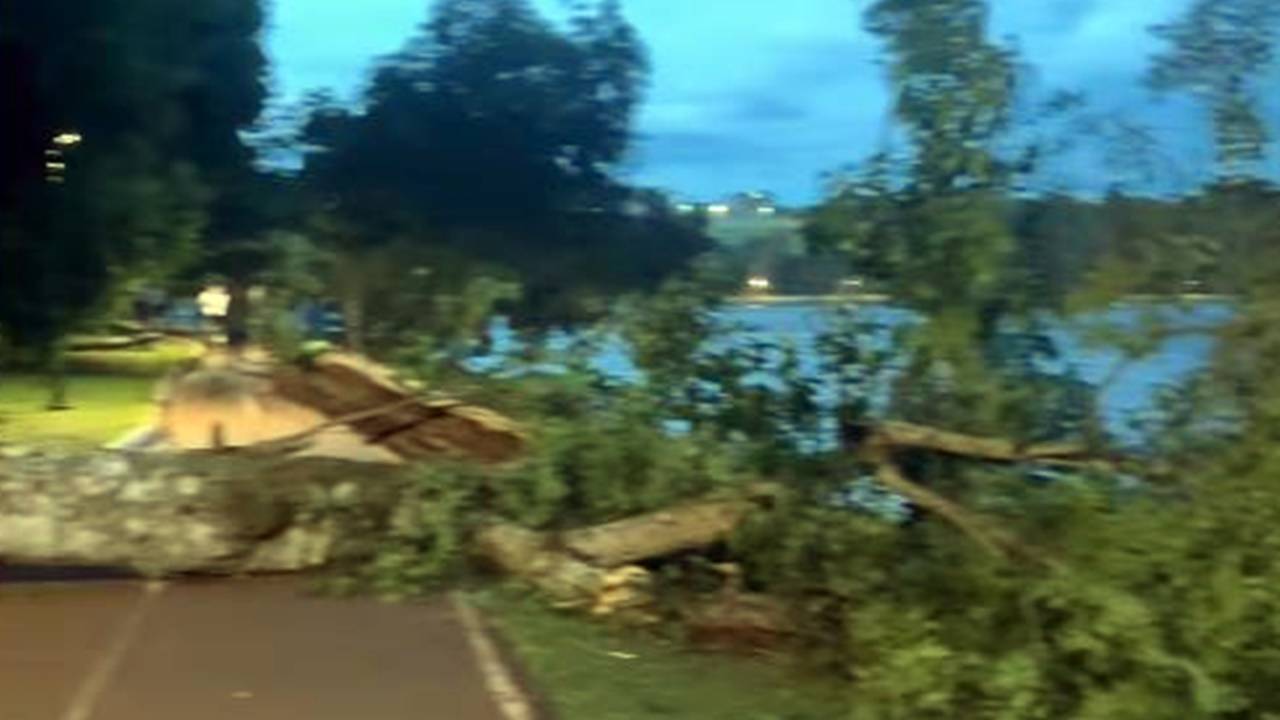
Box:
xmin=140 ymin=351 xmax=523 ymax=465
xmin=271 ymin=353 xmax=524 ymax=463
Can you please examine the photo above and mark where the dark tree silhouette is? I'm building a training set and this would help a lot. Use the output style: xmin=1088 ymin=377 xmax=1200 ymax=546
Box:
xmin=301 ymin=0 xmax=708 ymax=336
xmin=0 ymin=1 xmax=268 ymax=401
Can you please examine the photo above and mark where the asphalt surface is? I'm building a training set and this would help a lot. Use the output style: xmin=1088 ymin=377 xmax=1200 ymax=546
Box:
xmin=0 ymin=576 xmax=506 ymax=720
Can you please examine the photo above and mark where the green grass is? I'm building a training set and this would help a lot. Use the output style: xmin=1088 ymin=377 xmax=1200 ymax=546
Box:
xmin=472 ymin=586 xmax=851 ymax=720
xmin=0 ymin=374 xmax=158 ymax=449
xmin=0 ymin=339 xmax=197 ymax=449
xmin=64 ymin=338 xmax=203 ymax=376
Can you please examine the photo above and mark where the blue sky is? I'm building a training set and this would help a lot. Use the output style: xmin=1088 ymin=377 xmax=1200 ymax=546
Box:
xmin=268 ymin=0 xmax=1216 ymax=204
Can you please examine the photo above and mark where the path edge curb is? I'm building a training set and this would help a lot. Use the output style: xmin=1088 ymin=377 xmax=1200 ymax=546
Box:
xmin=450 ymin=590 xmax=550 ymax=720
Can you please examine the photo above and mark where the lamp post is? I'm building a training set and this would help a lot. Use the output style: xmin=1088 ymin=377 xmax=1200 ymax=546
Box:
xmin=45 ymin=131 xmax=81 ymax=183
xmin=43 ymin=130 xmax=82 ymax=410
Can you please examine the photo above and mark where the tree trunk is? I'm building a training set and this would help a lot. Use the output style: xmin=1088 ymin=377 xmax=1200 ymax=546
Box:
xmin=0 ymin=451 xmax=411 ymax=574
xmin=44 ymin=345 xmax=70 ymax=411
xmin=559 ymin=489 xmax=778 ymax=568
xmin=342 ymin=292 xmax=365 ymax=355
xmin=0 ymin=449 xmax=792 ymax=638
xmin=226 ymin=278 xmax=250 ymax=352
xmin=333 ymin=254 xmax=368 ymax=355
xmin=0 ymin=451 xmax=772 ymax=583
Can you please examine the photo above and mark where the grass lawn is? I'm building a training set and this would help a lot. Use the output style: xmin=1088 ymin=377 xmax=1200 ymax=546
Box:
xmin=0 ymin=374 xmax=159 ymax=449
xmin=0 ymin=338 xmax=199 ymax=449
xmin=65 ymin=337 xmax=204 ymax=376
xmin=473 ymin=586 xmax=850 ymax=720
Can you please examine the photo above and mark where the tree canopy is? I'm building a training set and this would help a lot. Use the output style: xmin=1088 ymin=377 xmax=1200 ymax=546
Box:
xmin=300 ymin=0 xmax=708 ymax=333
xmin=0 ymin=0 xmax=267 ymax=359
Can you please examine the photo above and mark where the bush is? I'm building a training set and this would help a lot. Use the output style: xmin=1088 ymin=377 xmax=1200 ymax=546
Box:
xmin=494 ymin=403 xmax=750 ymax=529
xmin=327 ymin=464 xmax=486 ymax=600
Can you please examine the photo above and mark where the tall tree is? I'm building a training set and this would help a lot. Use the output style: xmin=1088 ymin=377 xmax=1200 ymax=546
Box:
xmin=1148 ymin=0 xmax=1280 ymax=180
xmin=810 ymin=0 xmax=1045 ymax=436
xmin=0 ymin=2 xmax=215 ymax=403
xmin=301 ymin=0 xmax=705 ymax=343
xmin=0 ymin=1 xmax=268 ymax=400
xmin=170 ymin=0 xmax=270 ymax=350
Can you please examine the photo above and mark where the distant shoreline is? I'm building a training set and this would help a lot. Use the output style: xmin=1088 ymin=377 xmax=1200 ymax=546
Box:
xmin=725 ymin=293 xmax=1234 ymax=306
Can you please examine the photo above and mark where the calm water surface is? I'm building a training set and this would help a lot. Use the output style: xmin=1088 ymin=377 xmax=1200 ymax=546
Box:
xmin=478 ymin=300 xmax=1233 ymax=443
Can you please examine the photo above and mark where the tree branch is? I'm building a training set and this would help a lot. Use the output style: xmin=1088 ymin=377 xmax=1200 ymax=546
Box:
xmin=863 ymin=443 xmax=1036 ymax=562
xmin=865 ymin=420 xmax=1091 ymax=462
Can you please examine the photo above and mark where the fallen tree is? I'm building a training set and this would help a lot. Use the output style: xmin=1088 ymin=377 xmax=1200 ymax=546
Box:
xmin=0 ymin=451 xmax=412 ymax=574
xmin=842 ymin=419 xmax=1148 ymax=565
xmin=0 ymin=447 xmax=780 ymax=600
xmin=557 ymin=483 xmax=781 ymax=567
xmin=263 ymin=353 xmax=525 ymax=463
xmin=473 ymin=493 xmax=794 ymax=642
xmin=143 ymin=351 xmax=525 ymax=464
xmin=0 ymin=415 xmax=1145 ymax=642
xmin=0 ymin=416 xmax=1132 ymax=576
xmin=0 ymin=446 xmax=793 ymax=641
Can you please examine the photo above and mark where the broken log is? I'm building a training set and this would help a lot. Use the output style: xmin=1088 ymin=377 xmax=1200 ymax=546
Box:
xmin=560 ymin=485 xmax=780 ymax=568
xmin=473 ymin=486 xmax=782 ymax=617
xmin=473 ymin=523 xmax=609 ymax=604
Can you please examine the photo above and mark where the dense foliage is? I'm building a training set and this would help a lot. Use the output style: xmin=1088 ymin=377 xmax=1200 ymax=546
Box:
xmin=346 ymin=2 xmax=1280 ymax=719
xmin=299 ymin=0 xmax=709 ymax=340
xmin=8 ymin=1 xmax=1280 ymax=718
xmin=0 ymin=0 xmax=267 ymax=398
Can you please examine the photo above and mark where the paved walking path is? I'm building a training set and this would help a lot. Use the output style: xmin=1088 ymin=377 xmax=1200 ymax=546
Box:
xmin=0 ymin=576 xmax=514 ymax=720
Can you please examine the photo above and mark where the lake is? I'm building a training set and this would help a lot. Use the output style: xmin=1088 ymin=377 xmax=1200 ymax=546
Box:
xmin=475 ymin=299 xmax=1234 ymax=443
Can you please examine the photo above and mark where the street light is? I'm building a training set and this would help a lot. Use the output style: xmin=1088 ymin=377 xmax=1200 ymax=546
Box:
xmin=52 ymin=131 xmax=83 ymax=147
xmin=46 ymin=131 xmax=82 ymax=183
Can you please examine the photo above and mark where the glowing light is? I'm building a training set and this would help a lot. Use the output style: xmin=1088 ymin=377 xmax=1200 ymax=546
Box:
xmin=707 ymin=204 xmax=730 ymax=215
xmin=746 ymin=276 xmax=771 ymax=291
xmin=675 ymin=203 xmax=695 ymax=213
xmin=757 ymin=206 xmax=776 ymax=215
xmin=197 ymin=286 xmax=231 ymax=318
xmin=52 ymin=132 xmax=82 ymax=146
xmin=45 ymin=162 xmax=66 ymax=171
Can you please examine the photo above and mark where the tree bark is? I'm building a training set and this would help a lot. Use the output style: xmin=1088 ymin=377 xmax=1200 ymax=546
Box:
xmin=474 ymin=523 xmax=609 ymax=604
xmin=0 ymin=451 xmax=411 ymax=574
xmin=0 ymin=449 xmax=795 ymax=638
xmin=472 ymin=486 xmax=781 ymax=615
xmin=559 ymin=486 xmax=780 ymax=568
